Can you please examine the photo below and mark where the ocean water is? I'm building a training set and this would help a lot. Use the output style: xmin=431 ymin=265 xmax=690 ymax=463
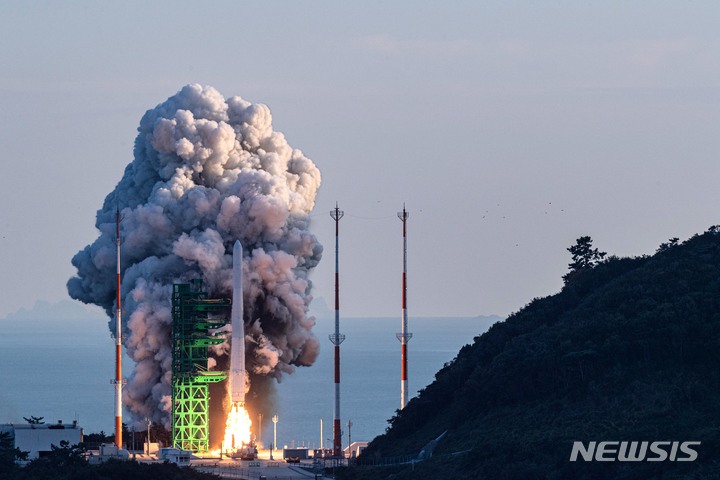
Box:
xmin=0 ymin=322 xmax=118 ymax=432
xmin=0 ymin=314 xmax=498 ymax=447
xmin=272 ymin=316 xmax=498 ymax=449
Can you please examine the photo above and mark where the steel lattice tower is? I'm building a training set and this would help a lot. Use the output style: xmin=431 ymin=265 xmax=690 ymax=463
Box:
xmin=171 ymin=279 xmax=230 ymax=452
xmin=397 ymin=205 xmax=412 ymax=409
xmin=329 ymin=203 xmax=345 ymax=457
xmin=113 ymin=209 xmax=125 ymax=448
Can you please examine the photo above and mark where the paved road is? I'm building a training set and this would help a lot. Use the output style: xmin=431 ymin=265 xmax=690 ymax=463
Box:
xmin=193 ymin=458 xmax=328 ymax=480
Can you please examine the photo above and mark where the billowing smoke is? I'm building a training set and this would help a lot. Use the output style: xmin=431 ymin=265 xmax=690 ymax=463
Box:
xmin=67 ymin=84 xmax=323 ymax=428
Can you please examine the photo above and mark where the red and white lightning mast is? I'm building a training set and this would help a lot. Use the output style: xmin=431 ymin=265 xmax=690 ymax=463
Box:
xmin=113 ymin=209 xmax=125 ymax=448
xmin=329 ymin=203 xmax=345 ymax=457
xmin=397 ymin=205 xmax=412 ymax=409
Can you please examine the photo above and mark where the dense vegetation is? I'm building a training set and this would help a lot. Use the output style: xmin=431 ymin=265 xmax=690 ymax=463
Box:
xmin=345 ymin=229 xmax=720 ymax=479
xmin=0 ymin=438 xmax=216 ymax=480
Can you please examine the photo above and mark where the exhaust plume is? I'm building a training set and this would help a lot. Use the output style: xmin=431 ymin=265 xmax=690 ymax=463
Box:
xmin=67 ymin=84 xmax=323 ymax=428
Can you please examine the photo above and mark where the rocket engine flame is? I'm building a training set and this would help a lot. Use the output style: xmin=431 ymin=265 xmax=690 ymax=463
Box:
xmin=67 ymin=84 xmax=323 ymax=429
xmin=223 ymin=402 xmax=252 ymax=451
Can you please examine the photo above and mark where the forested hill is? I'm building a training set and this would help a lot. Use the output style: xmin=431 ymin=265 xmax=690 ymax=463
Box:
xmin=354 ymin=228 xmax=720 ymax=480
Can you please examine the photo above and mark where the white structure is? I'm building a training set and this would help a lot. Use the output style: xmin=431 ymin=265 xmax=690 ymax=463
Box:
xmin=87 ymin=443 xmax=130 ymax=464
xmin=1 ymin=420 xmax=83 ymax=460
xmin=158 ymin=447 xmax=191 ymax=466
xmin=343 ymin=441 xmax=368 ymax=459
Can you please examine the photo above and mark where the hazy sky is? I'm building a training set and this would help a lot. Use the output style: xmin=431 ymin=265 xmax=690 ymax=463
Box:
xmin=1 ymin=1 xmax=719 ymax=320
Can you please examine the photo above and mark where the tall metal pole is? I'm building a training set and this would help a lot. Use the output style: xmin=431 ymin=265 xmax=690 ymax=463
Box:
xmin=146 ymin=418 xmax=151 ymax=455
xmin=329 ymin=203 xmax=345 ymax=457
xmin=347 ymin=419 xmax=353 ymax=455
xmin=258 ymin=413 xmax=263 ymax=446
xmin=272 ymin=415 xmax=278 ymax=454
xmin=396 ymin=205 xmax=412 ymax=409
xmin=113 ymin=209 xmax=124 ymax=448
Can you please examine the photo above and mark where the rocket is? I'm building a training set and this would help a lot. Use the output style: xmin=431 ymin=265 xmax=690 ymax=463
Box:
xmin=230 ymin=240 xmax=246 ymax=405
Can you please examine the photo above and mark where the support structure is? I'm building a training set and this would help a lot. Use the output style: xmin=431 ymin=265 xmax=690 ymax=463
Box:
xmin=396 ymin=205 xmax=412 ymax=409
xmin=113 ymin=209 xmax=125 ymax=448
xmin=171 ymin=279 xmax=229 ymax=452
xmin=329 ymin=203 xmax=345 ymax=457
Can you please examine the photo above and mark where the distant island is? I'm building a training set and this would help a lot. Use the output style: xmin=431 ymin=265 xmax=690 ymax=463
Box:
xmin=343 ymin=229 xmax=720 ymax=480
xmin=0 ymin=300 xmax=105 ymax=332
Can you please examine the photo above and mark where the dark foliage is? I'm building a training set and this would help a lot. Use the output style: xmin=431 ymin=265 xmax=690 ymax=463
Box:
xmin=1 ymin=441 xmax=217 ymax=480
xmin=80 ymin=431 xmax=112 ymax=449
xmin=356 ymin=228 xmax=720 ymax=479
xmin=562 ymin=235 xmax=607 ymax=284
xmin=0 ymin=432 xmax=28 ymax=478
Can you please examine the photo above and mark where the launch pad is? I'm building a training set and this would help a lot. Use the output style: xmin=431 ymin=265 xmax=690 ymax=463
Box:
xmin=171 ymin=279 xmax=230 ymax=452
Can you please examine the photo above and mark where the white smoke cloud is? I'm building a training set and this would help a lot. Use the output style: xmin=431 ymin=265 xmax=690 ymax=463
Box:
xmin=67 ymin=84 xmax=323 ymax=428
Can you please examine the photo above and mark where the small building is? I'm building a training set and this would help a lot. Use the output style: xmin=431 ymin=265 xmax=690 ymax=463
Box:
xmin=312 ymin=448 xmax=332 ymax=459
xmin=158 ymin=447 xmax=191 ymax=466
xmin=344 ymin=442 xmax=368 ymax=459
xmin=145 ymin=442 xmax=160 ymax=455
xmin=0 ymin=420 xmax=83 ymax=460
xmin=283 ymin=447 xmax=309 ymax=460
xmin=87 ymin=443 xmax=130 ymax=464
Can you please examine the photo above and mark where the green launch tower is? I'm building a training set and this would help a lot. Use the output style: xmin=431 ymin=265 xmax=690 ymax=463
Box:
xmin=171 ymin=279 xmax=230 ymax=452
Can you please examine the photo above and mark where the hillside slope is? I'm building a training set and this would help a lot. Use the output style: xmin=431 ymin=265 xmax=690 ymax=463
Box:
xmin=350 ymin=229 xmax=720 ymax=480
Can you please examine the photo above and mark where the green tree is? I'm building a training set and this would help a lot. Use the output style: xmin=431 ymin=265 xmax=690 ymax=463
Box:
xmin=19 ymin=440 xmax=86 ymax=479
xmin=562 ymin=236 xmax=606 ymax=283
xmin=656 ymin=237 xmax=679 ymax=253
xmin=46 ymin=440 xmax=86 ymax=468
xmin=0 ymin=431 xmax=28 ymax=478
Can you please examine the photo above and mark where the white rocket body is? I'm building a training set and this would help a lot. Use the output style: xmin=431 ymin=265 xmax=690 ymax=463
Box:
xmin=230 ymin=240 xmax=246 ymax=405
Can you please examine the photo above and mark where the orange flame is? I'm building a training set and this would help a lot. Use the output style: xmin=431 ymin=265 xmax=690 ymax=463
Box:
xmin=223 ymin=402 xmax=252 ymax=451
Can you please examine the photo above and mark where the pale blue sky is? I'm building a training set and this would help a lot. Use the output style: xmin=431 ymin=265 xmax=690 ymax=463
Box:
xmin=1 ymin=1 xmax=719 ymax=319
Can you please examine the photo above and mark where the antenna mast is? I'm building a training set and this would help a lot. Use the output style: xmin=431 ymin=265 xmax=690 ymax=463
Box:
xmin=113 ymin=209 xmax=125 ymax=448
xmin=329 ymin=203 xmax=345 ymax=457
xmin=396 ymin=205 xmax=412 ymax=409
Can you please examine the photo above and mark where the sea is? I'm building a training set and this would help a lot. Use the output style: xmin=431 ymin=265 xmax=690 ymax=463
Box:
xmin=0 ymin=309 xmax=499 ymax=449
xmin=275 ymin=315 xmax=499 ymax=449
